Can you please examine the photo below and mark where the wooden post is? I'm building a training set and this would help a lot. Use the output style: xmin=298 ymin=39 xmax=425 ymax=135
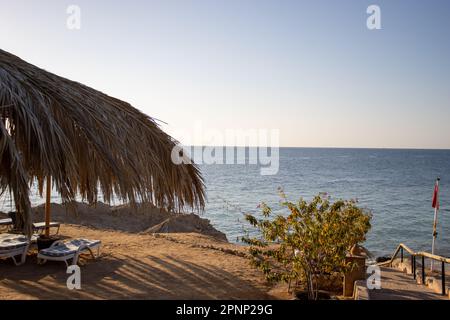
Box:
xmin=44 ymin=176 xmax=51 ymax=237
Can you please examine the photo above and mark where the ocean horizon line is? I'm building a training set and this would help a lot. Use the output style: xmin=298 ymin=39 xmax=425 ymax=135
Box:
xmin=181 ymin=145 xmax=450 ymax=151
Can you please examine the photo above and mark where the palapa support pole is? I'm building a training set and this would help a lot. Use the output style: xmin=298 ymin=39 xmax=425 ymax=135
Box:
xmin=431 ymin=177 xmax=440 ymax=272
xmin=44 ymin=176 xmax=51 ymax=238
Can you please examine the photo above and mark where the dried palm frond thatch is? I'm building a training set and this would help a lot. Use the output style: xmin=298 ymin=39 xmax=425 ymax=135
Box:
xmin=0 ymin=49 xmax=205 ymax=236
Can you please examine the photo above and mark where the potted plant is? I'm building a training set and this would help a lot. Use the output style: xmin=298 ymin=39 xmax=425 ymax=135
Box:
xmin=37 ymin=229 xmax=59 ymax=251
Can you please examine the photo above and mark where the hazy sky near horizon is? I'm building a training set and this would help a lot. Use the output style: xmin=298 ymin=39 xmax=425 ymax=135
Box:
xmin=1 ymin=0 xmax=450 ymax=148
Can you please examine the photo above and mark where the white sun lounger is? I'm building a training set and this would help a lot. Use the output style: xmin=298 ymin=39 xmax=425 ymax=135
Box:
xmin=0 ymin=233 xmax=31 ymax=266
xmin=0 ymin=218 xmax=13 ymax=231
xmin=0 ymin=218 xmax=13 ymax=226
xmin=1 ymin=220 xmax=60 ymax=234
xmin=32 ymin=222 xmax=61 ymax=235
xmin=37 ymin=239 xmax=101 ymax=267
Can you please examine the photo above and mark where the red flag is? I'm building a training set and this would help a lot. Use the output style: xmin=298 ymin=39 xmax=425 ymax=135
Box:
xmin=432 ymin=181 xmax=439 ymax=209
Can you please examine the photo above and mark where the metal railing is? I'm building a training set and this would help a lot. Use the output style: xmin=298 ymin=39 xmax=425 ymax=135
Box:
xmin=380 ymin=243 xmax=449 ymax=296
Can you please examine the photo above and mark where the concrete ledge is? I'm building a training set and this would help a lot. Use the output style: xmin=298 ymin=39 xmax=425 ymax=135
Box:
xmin=396 ymin=261 xmax=413 ymax=275
xmin=425 ymin=276 xmax=450 ymax=297
xmin=353 ymin=280 xmax=369 ymax=300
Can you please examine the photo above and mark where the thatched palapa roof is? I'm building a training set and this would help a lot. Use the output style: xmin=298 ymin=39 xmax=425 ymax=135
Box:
xmin=0 ymin=49 xmax=205 ymax=235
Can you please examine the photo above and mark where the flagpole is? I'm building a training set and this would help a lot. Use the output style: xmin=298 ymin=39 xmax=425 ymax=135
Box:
xmin=431 ymin=177 xmax=440 ymax=272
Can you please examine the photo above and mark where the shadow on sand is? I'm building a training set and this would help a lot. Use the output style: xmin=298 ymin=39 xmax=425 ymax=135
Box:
xmin=0 ymin=252 xmax=271 ymax=300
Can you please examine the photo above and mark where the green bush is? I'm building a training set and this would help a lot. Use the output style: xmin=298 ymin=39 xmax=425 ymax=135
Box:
xmin=242 ymin=191 xmax=372 ymax=300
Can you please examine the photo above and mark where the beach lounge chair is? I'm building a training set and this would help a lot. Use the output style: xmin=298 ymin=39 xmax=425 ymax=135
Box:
xmin=32 ymin=222 xmax=61 ymax=235
xmin=37 ymin=238 xmax=101 ymax=267
xmin=0 ymin=218 xmax=13 ymax=232
xmin=0 ymin=218 xmax=13 ymax=227
xmin=0 ymin=233 xmax=31 ymax=266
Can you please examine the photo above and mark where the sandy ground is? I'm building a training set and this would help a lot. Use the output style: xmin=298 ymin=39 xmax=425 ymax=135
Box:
xmin=0 ymin=224 xmax=289 ymax=300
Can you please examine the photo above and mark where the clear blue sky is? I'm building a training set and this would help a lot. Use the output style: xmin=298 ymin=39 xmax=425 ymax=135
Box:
xmin=1 ymin=0 xmax=449 ymax=148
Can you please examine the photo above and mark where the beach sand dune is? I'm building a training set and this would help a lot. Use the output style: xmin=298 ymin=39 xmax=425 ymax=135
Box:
xmin=31 ymin=202 xmax=228 ymax=241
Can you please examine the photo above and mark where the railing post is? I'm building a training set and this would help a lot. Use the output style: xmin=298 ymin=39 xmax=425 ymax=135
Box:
xmin=413 ymin=256 xmax=416 ymax=280
xmin=411 ymin=255 xmax=415 ymax=278
xmin=422 ymin=256 xmax=426 ymax=285
xmin=442 ymin=262 xmax=446 ymax=296
xmin=400 ymin=247 xmax=404 ymax=263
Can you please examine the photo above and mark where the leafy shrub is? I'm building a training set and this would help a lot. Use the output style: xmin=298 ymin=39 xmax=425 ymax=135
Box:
xmin=242 ymin=191 xmax=372 ymax=300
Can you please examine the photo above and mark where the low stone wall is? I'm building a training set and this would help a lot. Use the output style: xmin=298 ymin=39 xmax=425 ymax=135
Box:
xmin=353 ymin=280 xmax=369 ymax=300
